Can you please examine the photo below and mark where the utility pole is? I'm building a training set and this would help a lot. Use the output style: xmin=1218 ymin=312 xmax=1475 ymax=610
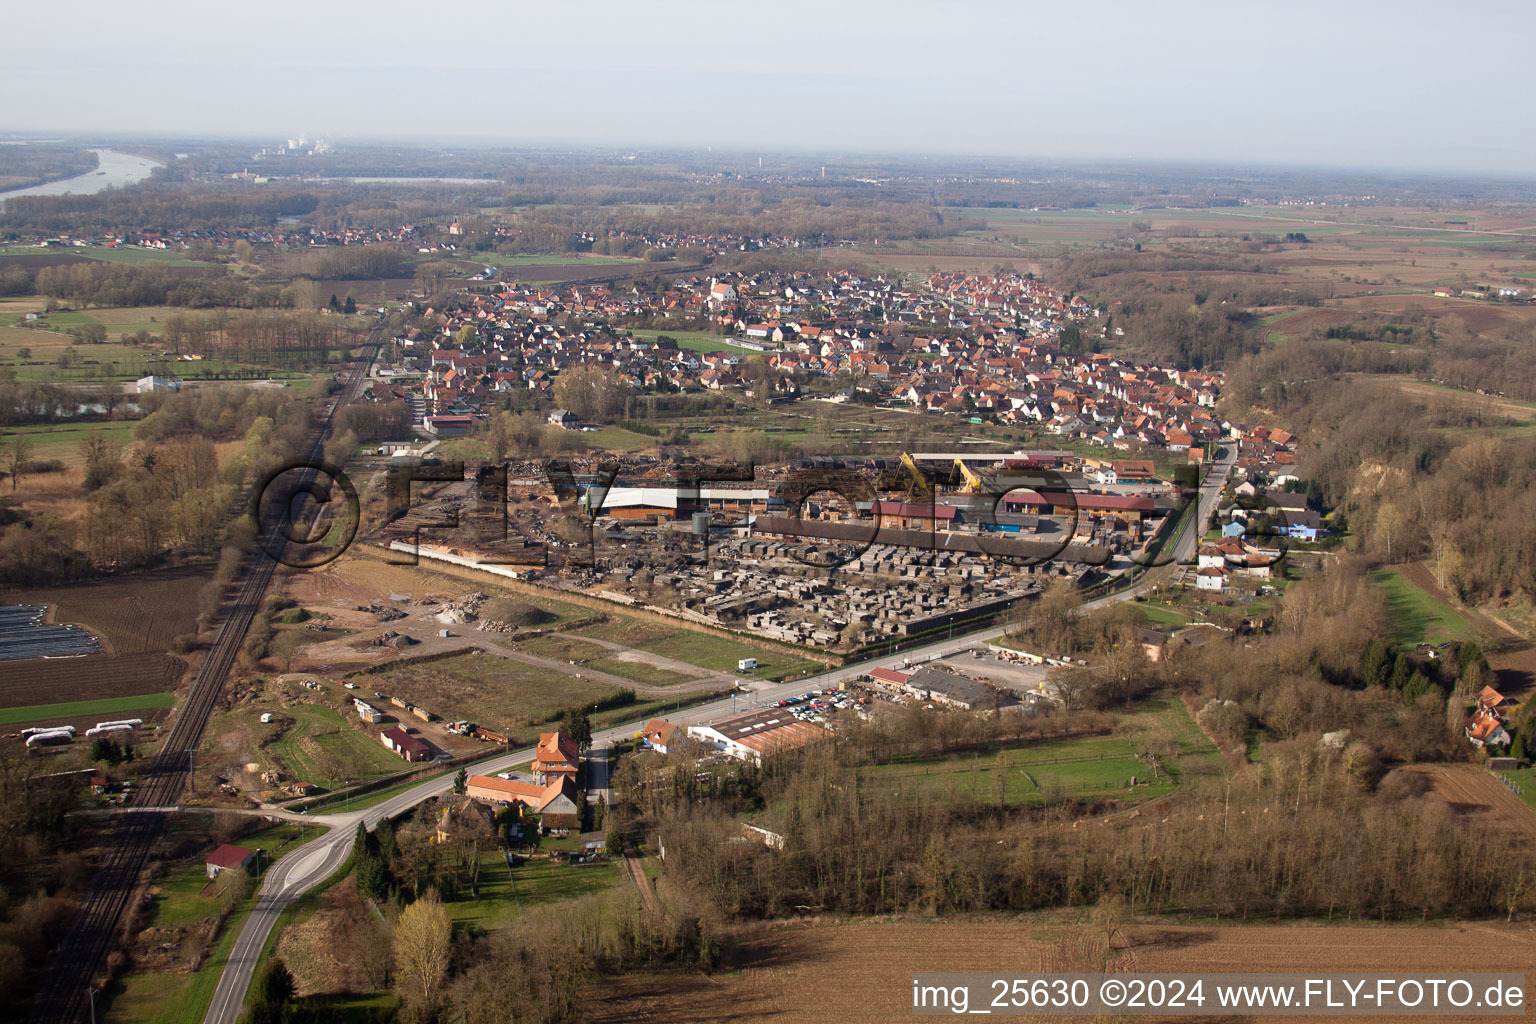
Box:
xmin=87 ymin=988 xmax=96 ymax=1024
xmin=186 ymin=750 xmax=193 ymax=796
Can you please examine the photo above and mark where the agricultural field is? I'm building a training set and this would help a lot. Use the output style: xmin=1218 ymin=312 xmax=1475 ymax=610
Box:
xmin=0 ymin=304 xmax=323 ymax=382
xmin=0 ymin=652 xmax=187 ymax=711
xmin=0 ymin=244 xmax=213 ymax=268
xmin=1368 ymin=565 xmax=1472 ymax=647
xmin=441 ymin=848 xmax=622 ymax=930
xmin=361 ymin=648 xmax=722 ymax=747
xmin=202 ymin=696 xmax=410 ymax=794
xmin=517 ymin=634 xmax=697 ymax=688
xmin=364 ymin=649 xmax=627 ymax=737
xmin=589 ymin=916 xmax=1536 ymax=1024
xmin=1407 ymin=764 xmax=1536 ymax=837
xmin=566 ymin=618 xmax=823 ymax=681
xmin=0 ymin=569 xmax=204 ymax=724
xmin=839 ymin=203 xmax=1536 ymax=353
xmin=2 ymin=420 xmax=135 ymax=466
xmin=468 ymin=253 xmax=640 ymax=268
xmin=857 ymin=694 xmax=1218 ymax=809
xmin=624 ymin=327 xmax=759 ymax=354
xmin=0 ymin=692 xmax=175 ymax=727
xmin=860 ymin=732 xmax=1170 ymax=805
xmin=5 ymin=568 xmax=204 ymax=655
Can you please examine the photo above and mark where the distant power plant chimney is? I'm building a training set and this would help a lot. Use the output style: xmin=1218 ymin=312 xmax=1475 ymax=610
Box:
xmin=758 ymin=156 xmax=763 ymax=168
xmin=821 ymin=165 xmax=826 ymax=178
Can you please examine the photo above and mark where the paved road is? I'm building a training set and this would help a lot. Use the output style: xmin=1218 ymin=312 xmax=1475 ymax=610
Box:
xmin=202 ymin=447 xmax=1234 ymax=1024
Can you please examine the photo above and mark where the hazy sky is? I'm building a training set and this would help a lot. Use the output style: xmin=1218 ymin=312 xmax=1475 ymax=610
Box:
xmin=5 ymin=0 xmax=1531 ymax=174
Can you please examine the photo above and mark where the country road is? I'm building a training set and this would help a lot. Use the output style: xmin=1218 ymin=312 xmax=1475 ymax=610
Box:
xmin=199 ymin=446 xmax=1235 ymax=1024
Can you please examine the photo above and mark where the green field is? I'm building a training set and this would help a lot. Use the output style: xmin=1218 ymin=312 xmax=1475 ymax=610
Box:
xmin=472 ymin=253 xmax=639 ymax=268
xmin=368 ymin=650 xmax=628 ymax=734
xmin=859 ymin=694 xmax=1219 ymax=807
xmin=442 ymin=848 xmax=621 ymax=929
xmin=0 ymin=244 xmax=211 ymax=268
xmin=81 ymin=306 xmax=186 ymax=339
xmin=0 ymin=692 xmax=175 ymax=726
xmin=1500 ymin=768 xmax=1536 ymax=813
xmin=933 ymin=205 xmax=1511 ymax=256
xmin=567 ymin=618 xmax=822 ymax=681
xmin=262 ymin=704 xmax=408 ymax=788
xmin=0 ymin=304 xmax=325 ymax=382
xmin=1369 ymin=566 xmax=1471 ymax=646
xmin=638 ymin=630 xmax=821 ymax=681
xmin=626 ymin=328 xmax=759 ymax=354
xmin=364 ymin=649 xmax=724 ymax=746
xmin=1 ymin=421 xmax=136 ymax=466
xmin=860 ymin=733 xmax=1174 ymax=805
xmin=518 ymin=635 xmax=697 ymax=687
xmin=1132 ymin=601 xmax=1191 ymax=628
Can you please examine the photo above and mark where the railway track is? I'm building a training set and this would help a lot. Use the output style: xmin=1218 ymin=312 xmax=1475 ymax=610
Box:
xmin=27 ymin=340 xmax=380 ymax=1024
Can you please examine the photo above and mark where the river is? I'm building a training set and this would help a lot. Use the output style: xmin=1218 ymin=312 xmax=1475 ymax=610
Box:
xmin=0 ymin=148 xmax=162 ymax=203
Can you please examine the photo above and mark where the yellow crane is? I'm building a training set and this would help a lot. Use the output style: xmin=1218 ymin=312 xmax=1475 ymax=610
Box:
xmin=953 ymin=458 xmax=985 ymax=494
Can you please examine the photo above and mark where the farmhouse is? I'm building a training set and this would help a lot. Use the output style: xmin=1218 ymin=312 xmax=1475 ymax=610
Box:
xmin=434 ymin=796 xmax=498 ymax=844
xmin=204 ymin=844 xmax=253 ymax=879
xmin=638 ymin=718 xmax=681 ymax=754
xmin=533 ymin=731 xmax=580 ymax=783
xmin=1466 ymin=708 xmax=1510 ymax=749
xmin=380 ymin=727 xmax=431 ymax=762
xmin=687 ymin=708 xmax=831 ymax=764
xmin=464 ymin=774 xmax=582 ymax=832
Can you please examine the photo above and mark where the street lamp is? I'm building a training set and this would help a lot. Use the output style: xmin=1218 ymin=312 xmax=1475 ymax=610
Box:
xmin=87 ymin=987 xmax=97 ymax=1024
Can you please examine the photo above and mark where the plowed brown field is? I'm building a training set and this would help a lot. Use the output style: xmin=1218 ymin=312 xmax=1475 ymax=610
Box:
xmin=5 ymin=567 xmax=205 ymax=655
xmin=1406 ymin=764 xmax=1536 ymax=838
xmin=0 ymin=651 xmax=185 ymax=708
xmin=0 ymin=568 xmax=204 ymax=711
xmin=592 ymin=916 xmax=1536 ymax=1023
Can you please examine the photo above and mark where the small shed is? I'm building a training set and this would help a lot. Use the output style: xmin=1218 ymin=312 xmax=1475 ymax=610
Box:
xmin=205 ymin=844 xmax=253 ymax=879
